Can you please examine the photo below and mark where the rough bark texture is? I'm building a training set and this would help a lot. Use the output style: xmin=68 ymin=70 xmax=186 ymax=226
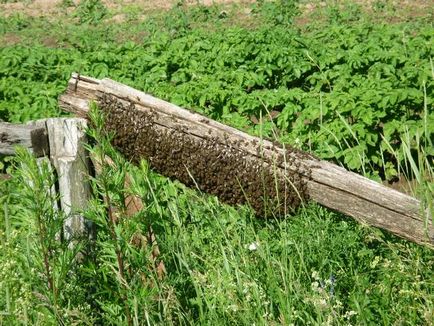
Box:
xmin=59 ymin=73 xmax=434 ymax=247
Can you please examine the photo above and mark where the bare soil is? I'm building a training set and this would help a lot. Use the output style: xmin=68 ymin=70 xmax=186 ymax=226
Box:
xmin=1 ymin=0 xmax=432 ymax=23
xmin=2 ymin=32 xmax=21 ymax=45
xmin=0 ymin=0 xmax=254 ymax=17
xmin=295 ymin=0 xmax=433 ymax=26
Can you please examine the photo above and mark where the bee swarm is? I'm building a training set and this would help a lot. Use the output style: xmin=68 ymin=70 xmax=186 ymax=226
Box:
xmin=98 ymin=94 xmax=311 ymax=217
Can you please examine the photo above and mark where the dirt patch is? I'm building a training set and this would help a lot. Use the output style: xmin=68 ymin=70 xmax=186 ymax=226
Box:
xmin=42 ymin=36 xmax=59 ymax=47
xmin=1 ymin=0 xmax=431 ymax=23
xmin=0 ymin=0 xmax=63 ymax=17
xmin=295 ymin=0 xmax=433 ymax=26
xmin=0 ymin=0 xmax=255 ymax=18
xmin=1 ymin=32 xmax=22 ymax=45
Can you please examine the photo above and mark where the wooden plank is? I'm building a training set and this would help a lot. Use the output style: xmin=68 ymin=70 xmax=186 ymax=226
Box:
xmin=0 ymin=121 xmax=49 ymax=157
xmin=58 ymin=95 xmax=90 ymax=118
xmin=59 ymin=74 xmax=434 ymax=247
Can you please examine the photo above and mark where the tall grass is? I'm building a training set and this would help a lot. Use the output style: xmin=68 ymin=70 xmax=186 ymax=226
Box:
xmin=2 ymin=105 xmax=433 ymax=325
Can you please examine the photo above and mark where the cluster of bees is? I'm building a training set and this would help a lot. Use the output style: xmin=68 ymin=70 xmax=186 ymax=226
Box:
xmin=99 ymin=94 xmax=311 ymax=217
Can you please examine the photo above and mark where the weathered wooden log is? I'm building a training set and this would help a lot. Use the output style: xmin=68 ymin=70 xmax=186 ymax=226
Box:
xmin=59 ymin=73 xmax=434 ymax=247
xmin=0 ymin=121 xmax=49 ymax=157
xmin=45 ymin=118 xmax=93 ymax=243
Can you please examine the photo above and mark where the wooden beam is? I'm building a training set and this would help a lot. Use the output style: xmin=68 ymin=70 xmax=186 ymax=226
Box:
xmin=0 ymin=121 xmax=49 ymax=157
xmin=59 ymin=73 xmax=434 ymax=247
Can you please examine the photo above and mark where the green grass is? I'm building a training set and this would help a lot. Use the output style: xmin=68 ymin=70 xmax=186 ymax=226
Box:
xmin=0 ymin=0 xmax=433 ymax=324
xmin=1 ymin=128 xmax=433 ymax=324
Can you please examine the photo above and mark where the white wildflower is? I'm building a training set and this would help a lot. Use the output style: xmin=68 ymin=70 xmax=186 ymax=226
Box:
xmin=247 ymin=241 xmax=260 ymax=251
xmin=311 ymin=270 xmax=320 ymax=280
xmin=344 ymin=310 xmax=357 ymax=319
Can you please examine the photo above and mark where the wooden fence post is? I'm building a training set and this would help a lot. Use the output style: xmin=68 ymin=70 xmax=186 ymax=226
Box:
xmin=45 ymin=118 xmax=93 ymax=243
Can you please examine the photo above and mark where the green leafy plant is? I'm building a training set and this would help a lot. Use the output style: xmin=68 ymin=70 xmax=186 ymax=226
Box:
xmin=73 ymin=0 xmax=108 ymax=25
xmin=252 ymin=0 xmax=300 ymax=26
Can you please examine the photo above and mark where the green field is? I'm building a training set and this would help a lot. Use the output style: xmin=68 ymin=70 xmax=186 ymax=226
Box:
xmin=1 ymin=1 xmax=433 ymax=324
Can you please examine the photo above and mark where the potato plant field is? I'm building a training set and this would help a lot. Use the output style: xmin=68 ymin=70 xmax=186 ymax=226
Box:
xmin=0 ymin=1 xmax=433 ymax=325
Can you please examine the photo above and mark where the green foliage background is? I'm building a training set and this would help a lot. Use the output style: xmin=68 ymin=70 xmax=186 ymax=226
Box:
xmin=0 ymin=0 xmax=433 ymax=325
xmin=1 ymin=2 xmax=433 ymax=179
